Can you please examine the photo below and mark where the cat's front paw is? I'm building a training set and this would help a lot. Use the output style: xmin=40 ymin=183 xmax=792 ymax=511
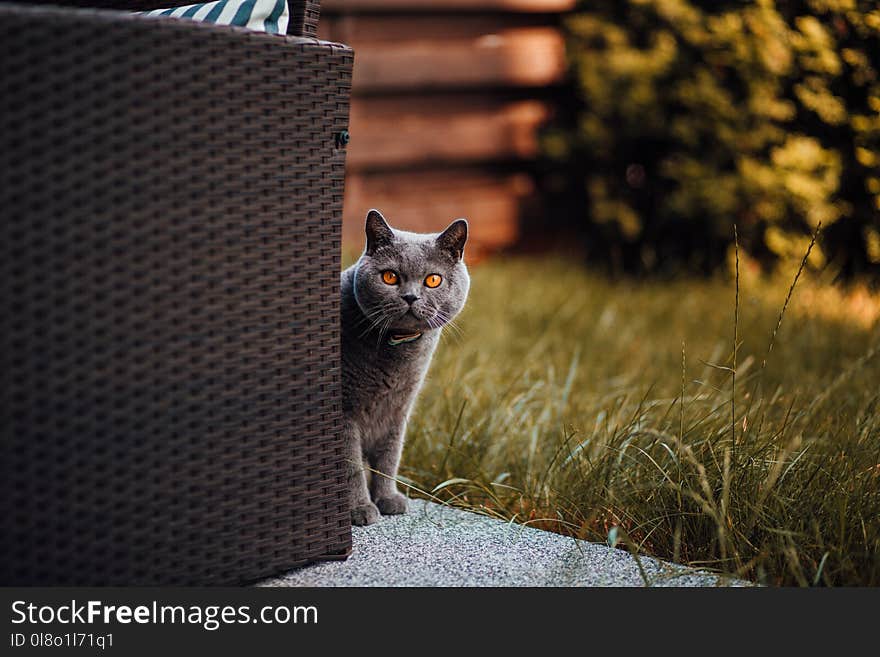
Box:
xmin=375 ymin=493 xmax=408 ymax=516
xmin=351 ymin=502 xmax=381 ymax=526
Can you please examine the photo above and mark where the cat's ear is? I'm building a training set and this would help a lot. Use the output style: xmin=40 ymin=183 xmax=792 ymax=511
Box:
xmin=436 ymin=218 xmax=468 ymax=261
xmin=365 ymin=209 xmax=394 ymax=255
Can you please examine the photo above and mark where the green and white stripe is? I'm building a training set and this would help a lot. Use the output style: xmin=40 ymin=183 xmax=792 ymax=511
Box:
xmin=138 ymin=0 xmax=289 ymax=34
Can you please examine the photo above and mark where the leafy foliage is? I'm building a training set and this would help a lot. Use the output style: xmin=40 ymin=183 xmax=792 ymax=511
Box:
xmin=541 ymin=0 xmax=880 ymax=278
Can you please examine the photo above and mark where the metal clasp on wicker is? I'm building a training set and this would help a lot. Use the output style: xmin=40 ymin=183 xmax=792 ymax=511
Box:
xmin=335 ymin=130 xmax=350 ymax=149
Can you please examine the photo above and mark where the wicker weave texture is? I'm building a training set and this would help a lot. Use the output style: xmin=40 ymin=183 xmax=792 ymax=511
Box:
xmin=15 ymin=0 xmax=322 ymax=37
xmin=288 ymin=0 xmax=320 ymax=37
xmin=0 ymin=4 xmax=352 ymax=585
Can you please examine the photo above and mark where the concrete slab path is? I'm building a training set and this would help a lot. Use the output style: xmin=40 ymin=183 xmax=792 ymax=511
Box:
xmin=260 ymin=500 xmax=748 ymax=587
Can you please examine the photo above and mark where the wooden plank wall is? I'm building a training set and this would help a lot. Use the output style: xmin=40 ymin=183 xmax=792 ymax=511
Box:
xmin=318 ymin=0 xmax=573 ymax=258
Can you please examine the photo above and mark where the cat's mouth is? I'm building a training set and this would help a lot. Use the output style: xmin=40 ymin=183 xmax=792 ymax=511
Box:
xmin=390 ymin=305 xmax=439 ymax=332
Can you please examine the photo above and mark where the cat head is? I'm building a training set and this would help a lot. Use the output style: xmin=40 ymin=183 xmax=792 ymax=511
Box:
xmin=353 ymin=209 xmax=470 ymax=334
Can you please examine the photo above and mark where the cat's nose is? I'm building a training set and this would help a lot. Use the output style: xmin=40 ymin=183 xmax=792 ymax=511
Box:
xmin=401 ymin=294 xmax=419 ymax=305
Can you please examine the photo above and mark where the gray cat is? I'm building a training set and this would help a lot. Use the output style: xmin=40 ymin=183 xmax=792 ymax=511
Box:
xmin=340 ymin=209 xmax=469 ymax=526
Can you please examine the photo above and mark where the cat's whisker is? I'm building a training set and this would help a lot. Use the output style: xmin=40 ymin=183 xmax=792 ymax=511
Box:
xmin=425 ymin=312 xmax=452 ymax=341
xmin=356 ymin=302 xmax=400 ymax=339
xmin=353 ymin=312 xmax=381 ymax=332
xmin=364 ymin=309 xmax=392 ymax=346
xmin=355 ymin=308 xmax=383 ymax=330
xmin=358 ymin=312 xmax=389 ymax=339
xmin=442 ymin=323 xmax=465 ymax=344
xmin=440 ymin=325 xmax=463 ymax=344
xmin=446 ymin=317 xmax=465 ymax=337
xmin=441 ymin=324 xmax=463 ymax=343
xmin=352 ymin=303 xmax=388 ymax=325
xmin=432 ymin=309 xmax=465 ymax=341
xmin=377 ymin=315 xmax=394 ymax=349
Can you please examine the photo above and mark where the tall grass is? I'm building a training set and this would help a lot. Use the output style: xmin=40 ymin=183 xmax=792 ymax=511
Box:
xmin=397 ymin=254 xmax=880 ymax=586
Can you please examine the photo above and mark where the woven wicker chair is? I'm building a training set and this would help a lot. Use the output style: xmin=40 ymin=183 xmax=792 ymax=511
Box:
xmin=0 ymin=0 xmax=353 ymax=585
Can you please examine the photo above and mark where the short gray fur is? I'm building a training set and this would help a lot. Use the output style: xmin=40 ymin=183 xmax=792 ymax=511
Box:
xmin=340 ymin=210 xmax=470 ymax=526
xmin=259 ymin=500 xmax=750 ymax=587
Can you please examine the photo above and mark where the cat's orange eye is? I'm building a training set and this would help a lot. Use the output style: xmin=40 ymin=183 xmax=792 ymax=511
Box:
xmin=381 ymin=270 xmax=399 ymax=285
xmin=424 ymin=274 xmax=443 ymax=288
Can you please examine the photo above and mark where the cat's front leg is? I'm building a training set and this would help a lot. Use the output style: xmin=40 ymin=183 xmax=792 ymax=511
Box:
xmin=368 ymin=423 xmax=408 ymax=516
xmin=345 ymin=425 xmax=380 ymax=526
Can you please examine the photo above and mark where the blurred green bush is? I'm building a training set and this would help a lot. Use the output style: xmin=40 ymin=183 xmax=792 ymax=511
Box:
xmin=541 ymin=0 xmax=880 ymax=279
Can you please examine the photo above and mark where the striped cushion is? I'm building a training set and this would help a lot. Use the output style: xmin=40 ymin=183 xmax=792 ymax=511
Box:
xmin=138 ymin=0 xmax=289 ymax=34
